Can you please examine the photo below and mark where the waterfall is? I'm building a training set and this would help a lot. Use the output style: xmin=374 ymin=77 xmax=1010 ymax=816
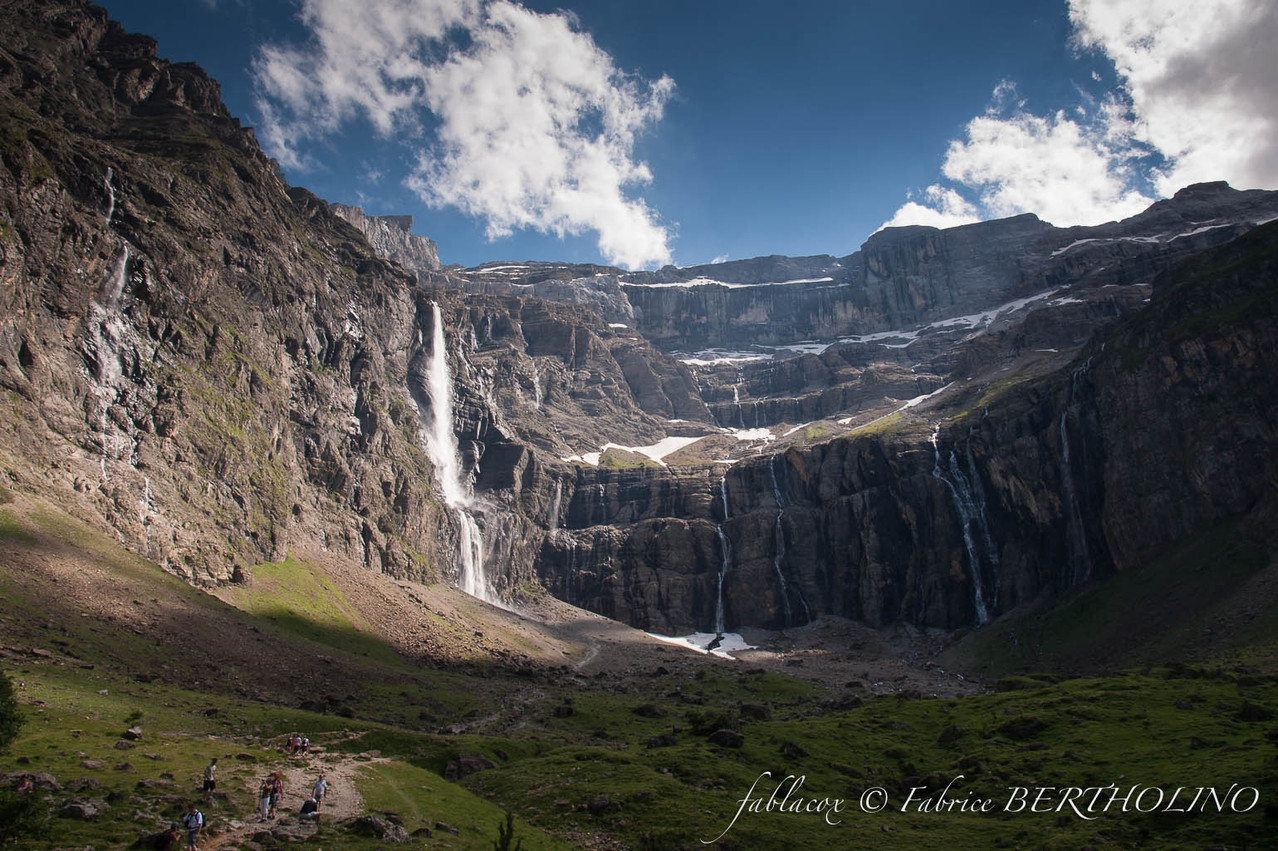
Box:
xmin=1059 ymin=360 xmax=1094 ymax=584
xmin=713 ymin=476 xmax=731 ymax=634
xmin=931 ymin=425 xmax=995 ymax=625
xmin=963 ymin=438 xmax=1000 ymax=605
xmin=566 ymin=542 xmax=577 ymax=605
xmin=104 ymin=243 xmax=129 ymax=311
xmin=768 ymin=456 xmax=811 ymax=627
xmin=139 ymin=476 xmax=155 ymax=556
xmin=86 ymin=243 xmax=136 ymax=475
xmin=423 ymin=302 xmax=497 ymax=605
xmin=104 ymin=167 xmax=116 ymax=226
xmin=548 ymin=479 xmax=562 ymax=532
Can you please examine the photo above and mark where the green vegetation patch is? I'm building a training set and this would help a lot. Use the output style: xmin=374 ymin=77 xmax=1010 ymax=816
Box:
xmin=223 ymin=555 xmax=404 ymax=666
xmin=358 ymin=760 xmax=569 ymax=849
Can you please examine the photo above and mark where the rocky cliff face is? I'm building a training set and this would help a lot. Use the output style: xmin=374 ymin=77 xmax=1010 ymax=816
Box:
xmin=533 ymin=223 xmax=1278 ymax=633
xmin=331 ymin=203 xmax=441 ymax=272
xmin=617 ymin=194 xmax=1278 ymax=353
xmin=0 ymin=0 xmax=475 ymax=584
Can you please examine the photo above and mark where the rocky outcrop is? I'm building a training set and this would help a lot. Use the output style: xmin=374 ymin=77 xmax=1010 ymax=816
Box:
xmin=331 ymin=204 xmax=440 ymax=271
xmin=1090 ymin=220 xmax=1278 ymax=568
xmin=460 ymin=264 xmax=636 ymax=326
xmin=4 ymin=0 xmax=1275 ymax=644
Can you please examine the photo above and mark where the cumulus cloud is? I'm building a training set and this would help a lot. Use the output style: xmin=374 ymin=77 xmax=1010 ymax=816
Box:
xmin=1070 ymin=0 xmax=1278 ymax=194
xmin=253 ymin=0 xmax=673 ymax=269
xmin=880 ymin=184 xmax=980 ymax=230
xmin=884 ymin=0 xmax=1278 ymax=231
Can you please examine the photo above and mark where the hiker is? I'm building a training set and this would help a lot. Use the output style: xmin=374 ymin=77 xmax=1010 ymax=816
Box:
xmin=133 ymin=822 xmax=179 ymax=850
xmin=180 ymin=804 xmax=203 ymax=849
xmin=312 ymin=773 xmax=328 ymax=808
xmin=268 ymin=772 xmax=285 ymax=817
xmin=257 ymin=776 xmax=272 ymax=820
xmin=201 ymin=758 xmax=217 ymax=795
xmin=299 ymin=797 xmax=320 ymax=821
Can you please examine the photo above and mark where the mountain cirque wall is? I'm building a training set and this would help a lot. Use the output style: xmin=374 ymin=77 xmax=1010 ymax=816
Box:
xmin=536 ymin=224 xmax=1278 ymax=634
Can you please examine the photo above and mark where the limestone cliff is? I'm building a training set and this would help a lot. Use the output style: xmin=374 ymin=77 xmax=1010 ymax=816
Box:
xmin=331 ymin=204 xmax=441 ymax=272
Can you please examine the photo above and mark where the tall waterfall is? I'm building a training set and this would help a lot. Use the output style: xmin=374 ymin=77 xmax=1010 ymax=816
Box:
xmin=103 ymin=167 xmax=116 ymax=226
xmin=768 ymin=456 xmax=810 ymax=627
xmin=931 ymin=425 xmax=996 ymax=624
xmin=713 ymin=476 xmax=731 ymax=635
xmin=1059 ymin=359 xmax=1094 ymax=585
xmin=424 ymin=302 xmax=496 ymax=604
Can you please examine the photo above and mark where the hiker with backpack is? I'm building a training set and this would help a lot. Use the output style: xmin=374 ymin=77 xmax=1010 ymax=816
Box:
xmin=268 ymin=772 xmax=285 ymax=818
xmin=181 ymin=803 xmax=203 ymax=849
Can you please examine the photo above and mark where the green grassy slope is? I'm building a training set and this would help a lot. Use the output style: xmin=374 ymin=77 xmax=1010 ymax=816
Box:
xmin=3 ymin=492 xmax=1278 ymax=849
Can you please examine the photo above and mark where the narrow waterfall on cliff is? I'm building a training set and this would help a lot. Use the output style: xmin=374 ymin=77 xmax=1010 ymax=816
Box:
xmin=930 ymin=425 xmax=993 ymax=625
xmin=425 ymin=301 xmax=497 ymax=605
xmin=713 ymin=476 xmax=732 ymax=635
xmin=1059 ymin=359 xmax=1094 ymax=585
xmin=103 ymin=167 xmax=116 ymax=225
xmin=103 ymin=243 xmax=129 ymax=311
xmin=768 ymin=456 xmax=810 ymax=627
xmin=86 ymin=243 xmax=139 ymax=477
xmin=548 ymin=479 xmax=562 ymax=532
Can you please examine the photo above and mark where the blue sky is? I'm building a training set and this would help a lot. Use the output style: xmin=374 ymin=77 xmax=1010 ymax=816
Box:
xmin=100 ymin=0 xmax=1277 ymax=269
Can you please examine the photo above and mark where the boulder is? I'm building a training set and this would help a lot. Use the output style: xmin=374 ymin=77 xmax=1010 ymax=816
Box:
xmin=350 ymin=815 xmax=411 ymax=842
xmin=57 ymin=797 xmax=110 ymax=819
xmin=707 ymin=729 xmax=744 ymax=748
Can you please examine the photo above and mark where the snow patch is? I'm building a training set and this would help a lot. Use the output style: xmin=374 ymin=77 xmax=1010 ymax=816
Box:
xmin=647 ymin=632 xmax=754 ymax=659
xmin=677 ymin=349 xmax=774 ymax=366
xmin=563 ymin=435 xmax=706 ymax=467
xmin=625 ymin=276 xmax=834 ymax=289
xmin=836 ymin=383 xmax=955 ymax=426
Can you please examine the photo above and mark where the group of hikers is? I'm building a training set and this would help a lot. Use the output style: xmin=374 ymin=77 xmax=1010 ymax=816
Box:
xmin=138 ymin=748 xmax=332 ymax=849
xmin=258 ymin=768 xmax=330 ymax=821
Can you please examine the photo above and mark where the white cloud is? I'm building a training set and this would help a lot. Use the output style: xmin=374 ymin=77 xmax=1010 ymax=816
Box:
xmin=939 ymin=108 xmax=1153 ymax=225
xmin=879 ymin=185 xmax=980 ymax=230
xmin=253 ymin=0 xmax=673 ymax=269
xmin=1069 ymin=0 xmax=1278 ymax=195
xmin=884 ymin=0 xmax=1278 ymax=231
